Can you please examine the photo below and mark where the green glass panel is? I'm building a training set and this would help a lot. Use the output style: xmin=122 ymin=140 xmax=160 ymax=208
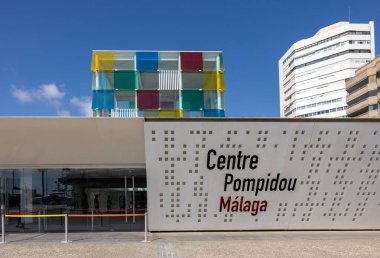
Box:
xmin=181 ymin=90 xmax=204 ymax=111
xmin=114 ymin=71 xmax=137 ymax=90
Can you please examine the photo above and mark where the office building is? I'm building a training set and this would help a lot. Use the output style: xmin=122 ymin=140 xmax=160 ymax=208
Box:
xmin=91 ymin=51 xmax=226 ymax=118
xmin=346 ymin=56 xmax=380 ymax=117
xmin=279 ymin=21 xmax=375 ymax=118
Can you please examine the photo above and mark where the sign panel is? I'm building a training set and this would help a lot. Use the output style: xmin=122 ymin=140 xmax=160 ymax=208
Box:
xmin=144 ymin=120 xmax=380 ymax=231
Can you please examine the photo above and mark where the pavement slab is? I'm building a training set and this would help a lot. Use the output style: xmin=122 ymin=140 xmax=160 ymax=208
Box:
xmin=0 ymin=231 xmax=379 ymax=258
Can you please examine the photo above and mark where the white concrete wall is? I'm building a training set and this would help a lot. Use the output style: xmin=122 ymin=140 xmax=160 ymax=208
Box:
xmin=0 ymin=118 xmax=146 ymax=168
xmin=145 ymin=119 xmax=380 ymax=231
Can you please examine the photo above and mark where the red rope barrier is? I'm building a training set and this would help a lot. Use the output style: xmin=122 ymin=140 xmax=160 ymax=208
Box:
xmin=7 ymin=210 xmax=41 ymax=215
xmin=69 ymin=213 xmax=145 ymax=218
xmin=91 ymin=208 xmax=145 ymax=212
xmin=5 ymin=208 xmax=146 ymax=215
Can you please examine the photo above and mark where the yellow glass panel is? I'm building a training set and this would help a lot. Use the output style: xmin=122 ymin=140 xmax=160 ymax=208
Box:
xmin=203 ymin=71 xmax=217 ymax=90
xmin=203 ymin=71 xmax=226 ymax=91
xmin=217 ymin=71 xmax=226 ymax=91
xmin=144 ymin=110 xmax=160 ymax=117
xmin=159 ymin=109 xmax=183 ymax=118
xmin=91 ymin=51 xmax=115 ymax=72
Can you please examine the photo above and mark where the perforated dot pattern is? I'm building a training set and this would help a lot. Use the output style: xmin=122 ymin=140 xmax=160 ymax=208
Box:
xmin=145 ymin=121 xmax=380 ymax=231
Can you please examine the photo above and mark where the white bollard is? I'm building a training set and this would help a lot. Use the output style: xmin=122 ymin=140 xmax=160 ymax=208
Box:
xmin=141 ymin=211 xmax=150 ymax=243
xmin=61 ymin=214 xmax=71 ymax=243
xmin=1 ymin=213 xmax=5 ymax=244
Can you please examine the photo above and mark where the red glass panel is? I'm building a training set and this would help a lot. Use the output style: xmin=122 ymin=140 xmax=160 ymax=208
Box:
xmin=180 ymin=52 xmax=203 ymax=71
xmin=137 ymin=90 xmax=159 ymax=109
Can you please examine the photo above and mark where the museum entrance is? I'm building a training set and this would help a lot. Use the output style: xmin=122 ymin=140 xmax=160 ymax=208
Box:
xmin=0 ymin=168 xmax=147 ymax=232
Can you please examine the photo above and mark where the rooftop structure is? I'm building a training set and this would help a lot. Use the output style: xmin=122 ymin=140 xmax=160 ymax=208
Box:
xmin=91 ymin=51 xmax=226 ymax=118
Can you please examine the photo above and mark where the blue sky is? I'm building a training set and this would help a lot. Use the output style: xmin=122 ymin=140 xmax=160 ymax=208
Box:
xmin=0 ymin=0 xmax=379 ymax=117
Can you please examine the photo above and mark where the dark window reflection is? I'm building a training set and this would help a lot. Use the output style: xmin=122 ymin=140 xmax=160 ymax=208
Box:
xmin=0 ymin=168 xmax=146 ymax=232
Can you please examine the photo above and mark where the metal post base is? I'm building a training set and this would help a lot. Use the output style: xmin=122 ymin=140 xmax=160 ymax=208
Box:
xmin=61 ymin=240 xmax=72 ymax=244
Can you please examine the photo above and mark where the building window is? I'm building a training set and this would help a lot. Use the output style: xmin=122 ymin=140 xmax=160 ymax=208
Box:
xmin=98 ymin=72 xmax=114 ymax=90
xmin=369 ymin=104 xmax=378 ymax=111
xmin=182 ymin=72 xmax=203 ymax=90
xmin=347 ymin=78 xmax=369 ymax=94
xmin=138 ymin=72 xmax=159 ymax=90
xmin=114 ymin=51 xmax=135 ymax=70
xmin=159 ymin=52 xmax=179 ymax=70
xmin=203 ymin=52 xmax=222 ymax=71
xmin=115 ymin=91 xmax=136 ymax=109
xmin=204 ymin=91 xmax=218 ymax=109
xmin=159 ymin=91 xmax=180 ymax=109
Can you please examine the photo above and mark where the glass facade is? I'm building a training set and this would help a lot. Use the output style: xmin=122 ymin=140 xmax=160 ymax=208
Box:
xmin=91 ymin=51 xmax=226 ymax=118
xmin=0 ymin=169 xmax=146 ymax=232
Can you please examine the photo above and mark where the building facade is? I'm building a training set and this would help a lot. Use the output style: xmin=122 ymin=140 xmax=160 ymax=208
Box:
xmin=91 ymin=51 xmax=226 ymax=118
xmin=279 ymin=21 xmax=375 ymax=118
xmin=1 ymin=117 xmax=380 ymax=231
xmin=346 ymin=56 xmax=380 ymax=118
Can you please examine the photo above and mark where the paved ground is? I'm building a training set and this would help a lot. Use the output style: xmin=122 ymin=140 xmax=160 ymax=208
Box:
xmin=1 ymin=231 xmax=380 ymax=257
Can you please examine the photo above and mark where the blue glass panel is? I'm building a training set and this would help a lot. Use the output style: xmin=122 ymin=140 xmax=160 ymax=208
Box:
xmin=99 ymin=72 xmax=114 ymax=89
xmin=136 ymin=52 xmax=158 ymax=71
xmin=203 ymin=109 xmax=225 ymax=117
xmin=92 ymin=90 xmax=115 ymax=109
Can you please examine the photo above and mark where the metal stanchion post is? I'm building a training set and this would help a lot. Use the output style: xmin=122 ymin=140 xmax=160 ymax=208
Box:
xmin=60 ymin=208 xmax=63 ymax=226
xmin=91 ymin=210 xmax=94 ymax=231
xmin=38 ymin=211 xmax=41 ymax=233
xmin=141 ymin=211 xmax=150 ymax=243
xmin=61 ymin=214 xmax=71 ymax=243
xmin=1 ymin=212 xmax=5 ymax=244
xmin=44 ymin=207 xmax=47 ymax=231
xmin=125 ymin=175 xmax=128 ymax=223
xmin=132 ymin=176 xmax=135 ymax=223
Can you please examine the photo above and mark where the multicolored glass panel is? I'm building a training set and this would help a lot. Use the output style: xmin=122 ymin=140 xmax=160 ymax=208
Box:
xmin=91 ymin=51 xmax=226 ymax=117
xmin=137 ymin=90 xmax=159 ymax=109
xmin=136 ymin=52 xmax=159 ymax=71
xmin=114 ymin=71 xmax=137 ymax=90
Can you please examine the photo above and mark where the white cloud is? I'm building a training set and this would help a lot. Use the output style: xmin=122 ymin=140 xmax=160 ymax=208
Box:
xmin=11 ymin=83 xmax=67 ymax=116
xmin=38 ymin=83 xmax=65 ymax=100
xmin=11 ymin=84 xmax=93 ymax=117
xmin=11 ymin=85 xmax=33 ymax=103
xmin=11 ymin=83 xmax=65 ymax=103
xmin=70 ymin=96 xmax=92 ymax=117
